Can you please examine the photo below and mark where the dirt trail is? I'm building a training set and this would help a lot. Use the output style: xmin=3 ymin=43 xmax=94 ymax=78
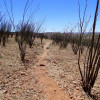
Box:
xmin=34 ymin=42 xmax=71 ymax=100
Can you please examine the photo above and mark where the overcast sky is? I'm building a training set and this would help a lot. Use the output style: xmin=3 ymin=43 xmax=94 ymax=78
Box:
xmin=0 ymin=0 xmax=99 ymax=32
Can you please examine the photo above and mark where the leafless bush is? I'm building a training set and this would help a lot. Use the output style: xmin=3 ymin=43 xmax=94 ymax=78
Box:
xmin=78 ymin=0 xmax=100 ymax=97
xmin=70 ymin=34 xmax=80 ymax=54
xmin=60 ymin=34 xmax=69 ymax=48
xmin=3 ymin=0 xmax=40 ymax=62
xmin=51 ymin=33 xmax=69 ymax=48
xmin=25 ymin=23 xmax=35 ymax=48
xmin=0 ymin=21 xmax=12 ymax=46
xmin=35 ymin=19 xmax=46 ymax=43
xmin=36 ymin=33 xmax=45 ymax=43
xmin=51 ymin=33 xmax=61 ymax=44
xmin=16 ymin=22 xmax=36 ymax=62
xmin=77 ymin=0 xmax=91 ymax=55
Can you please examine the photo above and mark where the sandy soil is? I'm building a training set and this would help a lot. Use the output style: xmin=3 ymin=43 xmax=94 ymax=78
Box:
xmin=0 ymin=37 xmax=100 ymax=100
xmin=45 ymin=43 xmax=100 ymax=100
xmin=0 ymin=37 xmax=45 ymax=100
xmin=33 ymin=41 xmax=71 ymax=100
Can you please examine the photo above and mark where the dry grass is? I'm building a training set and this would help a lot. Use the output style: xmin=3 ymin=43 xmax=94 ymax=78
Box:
xmin=0 ymin=37 xmax=46 ymax=100
xmin=45 ymin=43 xmax=100 ymax=100
xmin=0 ymin=38 xmax=99 ymax=100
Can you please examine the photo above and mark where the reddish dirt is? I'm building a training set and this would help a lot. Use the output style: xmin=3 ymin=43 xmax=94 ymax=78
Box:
xmin=33 ymin=42 xmax=71 ymax=100
xmin=0 ymin=38 xmax=99 ymax=100
xmin=0 ymin=38 xmax=45 ymax=100
xmin=44 ymin=43 xmax=100 ymax=100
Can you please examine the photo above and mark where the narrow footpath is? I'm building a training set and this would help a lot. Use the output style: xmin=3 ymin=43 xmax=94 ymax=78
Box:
xmin=33 ymin=42 xmax=71 ymax=100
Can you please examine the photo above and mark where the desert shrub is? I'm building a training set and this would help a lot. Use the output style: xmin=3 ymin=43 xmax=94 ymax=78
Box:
xmin=16 ymin=23 xmax=28 ymax=62
xmin=18 ymin=36 xmax=26 ymax=62
xmin=51 ymin=33 xmax=69 ymax=48
xmin=36 ymin=33 xmax=50 ymax=43
xmin=2 ymin=0 xmax=42 ymax=63
xmin=10 ymin=32 xmax=14 ymax=38
xmin=16 ymin=22 xmax=37 ymax=62
xmin=43 ymin=33 xmax=49 ymax=39
xmin=78 ymin=0 xmax=100 ymax=97
xmin=82 ymin=36 xmax=91 ymax=47
xmin=0 ymin=21 xmax=12 ymax=46
xmin=37 ymin=33 xmax=45 ymax=43
xmin=6 ymin=22 xmax=12 ymax=41
xmin=70 ymin=34 xmax=80 ymax=54
xmin=25 ymin=24 xmax=35 ymax=48
xmin=15 ymin=32 xmax=19 ymax=42
xmin=28 ymin=32 xmax=35 ymax=48
xmin=60 ymin=34 xmax=69 ymax=48
xmin=0 ymin=22 xmax=6 ymax=46
xmin=93 ymin=34 xmax=100 ymax=49
xmin=51 ymin=33 xmax=62 ymax=44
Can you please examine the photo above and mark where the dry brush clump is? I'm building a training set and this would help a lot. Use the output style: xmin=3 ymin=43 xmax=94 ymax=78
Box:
xmin=78 ymin=0 xmax=100 ymax=98
xmin=36 ymin=33 xmax=45 ymax=43
xmin=2 ymin=0 xmax=42 ymax=62
xmin=70 ymin=34 xmax=80 ymax=54
xmin=0 ymin=21 xmax=12 ymax=46
xmin=34 ymin=19 xmax=46 ymax=44
xmin=76 ymin=0 xmax=91 ymax=55
xmin=70 ymin=33 xmax=92 ymax=55
xmin=15 ymin=22 xmax=36 ymax=62
xmin=60 ymin=34 xmax=69 ymax=48
xmin=51 ymin=33 xmax=69 ymax=48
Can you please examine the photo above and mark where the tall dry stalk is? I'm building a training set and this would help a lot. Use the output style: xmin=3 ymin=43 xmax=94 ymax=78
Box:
xmin=78 ymin=0 xmax=99 ymax=96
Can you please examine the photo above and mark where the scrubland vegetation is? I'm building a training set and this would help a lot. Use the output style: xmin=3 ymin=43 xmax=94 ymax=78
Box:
xmin=0 ymin=0 xmax=100 ymax=100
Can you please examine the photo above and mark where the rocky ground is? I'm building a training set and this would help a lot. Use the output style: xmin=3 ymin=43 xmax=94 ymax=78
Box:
xmin=0 ymin=37 xmax=100 ymax=100
xmin=0 ymin=37 xmax=45 ymax=100
xmin=45 ymin=43 xmax=100 ymax=100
